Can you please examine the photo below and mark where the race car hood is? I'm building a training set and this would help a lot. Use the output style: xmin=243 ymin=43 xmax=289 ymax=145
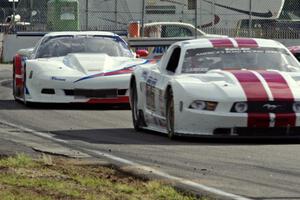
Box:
xmin=174 ymin=70 xmax=300 ymax=102
xmin=62 ymin=53 xmax=145 ymax=75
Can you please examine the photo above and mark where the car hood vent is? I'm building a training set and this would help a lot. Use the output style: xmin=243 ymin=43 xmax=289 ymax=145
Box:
xmin=63 ymin=53 xmax=132 ymax=74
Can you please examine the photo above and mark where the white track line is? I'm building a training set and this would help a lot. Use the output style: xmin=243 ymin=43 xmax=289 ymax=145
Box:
xmin=0 ymin=119 xmax=69 ymax=144
xmin=86 ymin=149 xmax=251 ymax=200
xmin=0 ymin=119 xmax=251 ymax=200
xmin=0 ymin=79 xmax=12 ymax=85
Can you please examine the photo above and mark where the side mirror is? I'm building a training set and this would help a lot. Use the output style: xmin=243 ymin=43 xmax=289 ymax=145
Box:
xmin=136 ymin=49 xmax=149 ymax=58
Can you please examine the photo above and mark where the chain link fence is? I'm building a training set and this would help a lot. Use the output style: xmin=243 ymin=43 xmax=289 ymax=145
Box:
xmin=0 ymin=0 xmax=300 ymax=39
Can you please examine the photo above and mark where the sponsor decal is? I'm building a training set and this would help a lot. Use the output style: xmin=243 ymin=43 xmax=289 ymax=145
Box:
xmin=142 ymin=70 xmax=149 ymax=81
xmin=146 ymin=84 xmax=156 ymax=111
xmin=51 ymin=76 xmax=66 ymax=81
xmin=203 ymin=0 xmax=273 ymax=18
xmin=146 ymin=76 xmax=158 ymax=86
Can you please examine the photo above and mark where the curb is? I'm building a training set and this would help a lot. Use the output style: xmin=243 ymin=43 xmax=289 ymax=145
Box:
xmin=0 ymin=119 xmax=252 ymax=200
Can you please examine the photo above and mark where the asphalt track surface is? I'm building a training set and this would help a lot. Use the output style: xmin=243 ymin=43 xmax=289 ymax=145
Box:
xmin=0 ymin=65 xmax=300 ymax=200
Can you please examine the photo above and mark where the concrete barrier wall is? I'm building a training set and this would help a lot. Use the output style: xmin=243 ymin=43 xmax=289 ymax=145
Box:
xmin=2 ymin=34 xmax=42 ymax=63
xmin=277 ymin=39 xmax=300 ymax=48
xmin=1 ymin=34 xmax=300 ymax=63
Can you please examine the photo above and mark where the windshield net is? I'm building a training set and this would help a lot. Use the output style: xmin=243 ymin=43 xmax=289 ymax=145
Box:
xmin=182 ymin=47 xmax=300 ymax=73
xmin=36 ymin=36 xmax=132 ymax=58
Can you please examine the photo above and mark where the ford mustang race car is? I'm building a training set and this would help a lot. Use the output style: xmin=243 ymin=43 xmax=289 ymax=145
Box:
xmin=130 ymin=37 xmax=300 ymax=138
xmin=13 ymin=31 xmax=148 ymax=104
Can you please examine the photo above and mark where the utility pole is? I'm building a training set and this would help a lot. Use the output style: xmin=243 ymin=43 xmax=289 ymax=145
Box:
xmin=85 ymin=0 xmax=88 ymax=30
xmin=195 ymin=0 xmax=197 ymax=38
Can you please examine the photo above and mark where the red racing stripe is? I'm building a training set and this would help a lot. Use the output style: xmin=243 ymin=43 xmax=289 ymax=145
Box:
xmin=248 ymin=113 xmax=270 ymax=128
xmin=15 ymin=78 xmax=23 ymax=87
xmin=230 ymin=70 xmax=268 ymax=101
xmin=87 ymin=96 xmax=129 ymax=104
xmin=104 ymin=68 xmax=134 ymax=76
xmin=258 ymin=71 xmax=296 ymax=127
xmin=209 ymin=38 xmax=234 ymax=48
xmin=230 ymin=70 xmax=269 ymax=127
xmin=235 ymin=38 xmax=258 ymax=48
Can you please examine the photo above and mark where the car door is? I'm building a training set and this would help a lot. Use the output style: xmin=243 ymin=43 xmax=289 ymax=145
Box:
xmin=144 ymin=46 xmax=182 ymax=129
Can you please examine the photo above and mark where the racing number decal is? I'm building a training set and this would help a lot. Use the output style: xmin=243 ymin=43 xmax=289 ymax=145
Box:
xmin=146 ymin=76 xmax=157 ymax=111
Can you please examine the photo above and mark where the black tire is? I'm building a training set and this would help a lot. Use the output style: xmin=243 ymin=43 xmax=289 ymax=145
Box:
xmin=130 ymin=79 xmax=143 ymax=131
xmin=166 ymin=89 xmax=176 ymax=139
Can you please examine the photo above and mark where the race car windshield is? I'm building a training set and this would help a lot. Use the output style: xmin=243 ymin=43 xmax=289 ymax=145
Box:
xmin=36 ymin=36 xmax=133 ymax=58
xmin=182 ymin=47 xmax=300 ymax=73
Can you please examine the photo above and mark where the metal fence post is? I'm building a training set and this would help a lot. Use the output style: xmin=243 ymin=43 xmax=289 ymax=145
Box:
xmin=213 ymin=0 xmax=216 ymax=33
xmin=249 ymin=0 xmax=252 ymax=37
xmin=141 ymin=0 xmax=145 ymax=37
xmin=115 ymin=0 xmax=118 ymax=30
xmin=195 ymin=0 xmax=198 ymax=38
xmin=0 ymin=8 xmax=5 ymax=23
xmin=85 ymin=0 xmax=88 ymax=30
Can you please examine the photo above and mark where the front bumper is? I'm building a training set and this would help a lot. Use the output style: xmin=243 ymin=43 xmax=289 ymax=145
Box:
xmin=175 ymin=108 xmax=300 ymax=136
xmin=25 ymin=74 xmax=131 ymax=104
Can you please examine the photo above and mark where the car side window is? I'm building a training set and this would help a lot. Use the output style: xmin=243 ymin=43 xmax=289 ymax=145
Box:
xmin=294 ymin=53 xmax=300 ymax=62
xmin=162 ymin=25 xmax=193 ymax=37
xmin=166 ymin=47 xmax=181 ymax=73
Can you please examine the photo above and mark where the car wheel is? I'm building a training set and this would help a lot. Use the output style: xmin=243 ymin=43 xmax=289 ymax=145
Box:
xmin=166 ymin=89 xmax=176 ymax=139
xmin=130 ymin=79 xmax=143 ymax=131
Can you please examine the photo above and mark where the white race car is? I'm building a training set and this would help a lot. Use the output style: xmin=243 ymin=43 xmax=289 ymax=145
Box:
xmin=13 ymin=31 xmax=148 ymax=104
xmin=130 ymin=37 xmax=300 ymax=138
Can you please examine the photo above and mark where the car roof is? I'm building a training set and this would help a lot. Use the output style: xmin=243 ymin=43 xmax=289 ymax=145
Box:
xmin=44 ymin=31 xmax=118 ymax=37
xmin=144 ymin=22 xmax=195 ymax=27
xmin=175 ymin=38 xmax=285 ymax=49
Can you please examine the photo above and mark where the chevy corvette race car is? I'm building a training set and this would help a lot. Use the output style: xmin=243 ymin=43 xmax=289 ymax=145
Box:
xmin=13 ymin=31 xmax=148 ymax=104
xmin=130 ymin=37 xmax=300 ymax=138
